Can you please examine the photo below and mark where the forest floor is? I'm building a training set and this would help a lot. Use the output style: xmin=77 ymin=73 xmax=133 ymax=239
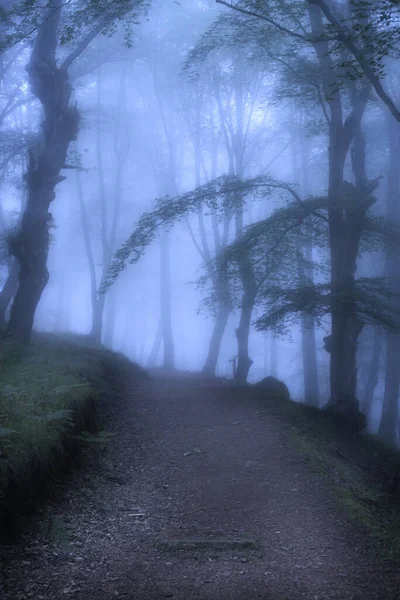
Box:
xmin=1 ymin=367 xmax=400 ymax=600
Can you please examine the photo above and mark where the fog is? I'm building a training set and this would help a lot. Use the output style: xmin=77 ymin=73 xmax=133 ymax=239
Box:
xmin=1 ymin=0 xmax=400 ymax=444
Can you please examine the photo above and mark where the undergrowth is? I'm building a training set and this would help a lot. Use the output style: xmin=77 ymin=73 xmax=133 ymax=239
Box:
xmin=0 ymin=331 xmax=144 ymax=540
xmin=253 ymin=389 xmax=400 ymax=560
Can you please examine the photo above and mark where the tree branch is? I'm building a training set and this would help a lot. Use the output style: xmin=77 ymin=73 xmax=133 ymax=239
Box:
xmin=308 ymin=0 xmax=400 ymax=123
xmin=216 ymin=0 xmax=310 ymax=43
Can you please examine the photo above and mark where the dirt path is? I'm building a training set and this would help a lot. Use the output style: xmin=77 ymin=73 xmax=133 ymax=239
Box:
xmin=1 ymin=372 xmax=399 ymax=600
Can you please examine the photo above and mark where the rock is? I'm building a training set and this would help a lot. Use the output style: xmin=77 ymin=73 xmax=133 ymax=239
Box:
xmin=256 ymin=376 xmax=290 ymax=401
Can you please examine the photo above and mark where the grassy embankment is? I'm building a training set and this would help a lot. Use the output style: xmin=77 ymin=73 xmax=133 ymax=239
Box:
xmin=0 ymin=332 xmax=145 ymax=540
xmin=252 ymin=387 xmax=400 ymax=560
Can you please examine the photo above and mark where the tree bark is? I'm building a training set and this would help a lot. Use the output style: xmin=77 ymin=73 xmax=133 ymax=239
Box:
xmin=270 ymin=332 xmax=277 ymax=377
xmin=0 ymin=258 xmax=19 ymax=329
xmin=7 ymin=1 xmax=79 ymax=341
xmin=379 ymin=333 xmax=400 ymax=445
xmin=234 ymin=293 xmax=255 ymax=382
xmin=202 ymin=304 xmax=230 ymax=375
xmin=293 ymin=112 xmax=320 ymax=407
xmin=361 ymin=327 xmax=381 ymax=419
xmin=308 ymin=5 xmax=372 ymax=425
xmin=74 ymin=157 xmax=104 ymax=343
xmin=103 ymin=287 xmax=117 ymax=349
xmin=378 ymin=116 xmax=400 ymax=445
xmin=299 ymin=283 xmax=320 ymax=406
xmin=160 ymin=232 xmax=175 ymax=370
xmin=232 ymin=58 xmax=257 ymax=383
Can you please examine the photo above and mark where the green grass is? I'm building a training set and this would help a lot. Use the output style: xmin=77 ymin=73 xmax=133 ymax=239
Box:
xmin=252 ymin=389 xmax=400 ymax=560
xmin=0 ymin=331 xmax=145 ymax=539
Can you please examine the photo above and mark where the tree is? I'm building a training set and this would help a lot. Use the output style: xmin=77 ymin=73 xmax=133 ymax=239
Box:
xmin=181 ymin=75 xmax=233 ymax=376
xmin=216 ymin=0 xmax=400 ymax=121
xmin=290 ymin=108 xmax=320 ymax=406
xmin=378 ymin=110 xmax=400 ymax=445
xmin=185 ymin=31 xmax=272 ymax=381
xmin=212 ymin=0 xmax=384 ymax=422
xmin=4 ymin=0 xmax=147 ymax=342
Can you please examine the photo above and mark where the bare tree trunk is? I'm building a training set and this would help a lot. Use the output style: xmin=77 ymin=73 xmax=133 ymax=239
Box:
xmin=98 ymin=66 xmax=129 ymax=345
xmin=74 ymin=158 xmax=104 ymax=343
xmin=202 ymin=305 xmax=230 ymax=375
xmin=361 ymin=327 xmax=381 ymax=419
xmin=379 ymin=333 xmax=400 ymax=445
xmin=232 ymin=60 xmax=257 ymax=383
xmin=103 ymin=288 xmax=117 ymax=349
xmin=235 ymin=294 xmax=255 ymax=382
xmin=296 ymin=238 xmax=320 ymax=406
xmin=188 ymin=86 xmax=232 ymax=376
xmin=148 ymin=61 xmax=177 ymax=371
xmin=147 ymin=320 xmax=162 ymax=367
xmin=270 ymin=333 xmax=277 ymax=377
xmin=160 ymin=231 xmax=175 ymax=370
xmin=298 ymin=126 xmax=319 ymax=406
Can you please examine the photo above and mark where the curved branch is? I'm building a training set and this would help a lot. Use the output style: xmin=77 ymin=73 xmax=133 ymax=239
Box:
xmin=308 ymin=0 xmax=400 ymax=123
xmin=216 ymin=0 xmax=310 ymax=43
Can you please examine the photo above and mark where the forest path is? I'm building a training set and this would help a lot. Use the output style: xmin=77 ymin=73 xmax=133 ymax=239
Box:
xmin=1 ymin=371 xmax=399 ymax=600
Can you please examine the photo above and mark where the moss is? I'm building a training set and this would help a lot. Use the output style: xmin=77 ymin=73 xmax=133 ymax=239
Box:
xmin=0 ymin=332 xmax=145 ymax=540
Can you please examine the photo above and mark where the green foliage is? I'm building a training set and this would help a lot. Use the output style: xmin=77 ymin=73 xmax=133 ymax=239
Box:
xmin=102 ymin=173 xmax=274 ymax=291
xmin=0 ymin=333 xmax=142 ymax=538
xmin=0 ymin=336 xmax=95 ymax=484
xmin=254 ymin=277 xmax=400 ymax=335
xmin=0 ymin=0 xmax=151 ymax=53
xmin=103 ymin=172 xmax=324 ymax=293
xmin=212 ymin=183 xmax=400 ymax=335
xmin=0 ymin=427 xmax=17 ymax=438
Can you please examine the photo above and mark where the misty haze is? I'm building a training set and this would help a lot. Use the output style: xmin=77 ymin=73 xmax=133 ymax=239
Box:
xmin=0 ymin=1 xmax=400 ymax=599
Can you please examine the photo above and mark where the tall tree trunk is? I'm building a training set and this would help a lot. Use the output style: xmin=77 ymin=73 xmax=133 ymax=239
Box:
xmin=378 ymin=117 xmax=400 ymax=445
xmin=103 ymin=288 xmax=117 ymax=349
xmin=74 ymin=158 xmax=104 ymax=343
xmin=7 ymin=1 xmax=79 ymax=341
xmin=189 ymin=85 xmax=232 ymax=376
xmin=235 ymin=294 xmax=255 ymax=382
xmin=232 ymin=60 xmax=257 ymax=383
xmin=54 ymin=280 xmax=70 ymax=332
xmin=0 ymin=258 xmax=19 ymax=329
xmin=308 ymin=5 xmax=373 ymax=427
xmin=379 ymin=334 xmax=400 ymax=445
xmin=202 ymin=304 xmax=230 ymax=375
xmin=147 ymin=320 xmax=162 ymax=367
xmin=361 ymin=327 xmax=381 ymax=419
xmin=301 ymin=309 xmax=320 ymax=406
xmin=92 ymin=66 xmax=129 ymax=345
xmin=270 ymin=333 xmax=277 ymax=377
xmin=160 ymin=232 xmax=175 ymax=369
xmin=293 ymin=113 xmax=319 ymax=406
xmin=296 ymin=237 xmax=319 ymax=406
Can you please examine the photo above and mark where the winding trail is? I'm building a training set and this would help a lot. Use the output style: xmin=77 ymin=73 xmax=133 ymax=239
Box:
xmin=1 ymin=371 xmax=399 ymax=600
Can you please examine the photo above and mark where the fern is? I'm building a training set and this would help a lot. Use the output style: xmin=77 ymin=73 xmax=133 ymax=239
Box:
xmin=0 ymin=427 xmax=17 ymax=437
